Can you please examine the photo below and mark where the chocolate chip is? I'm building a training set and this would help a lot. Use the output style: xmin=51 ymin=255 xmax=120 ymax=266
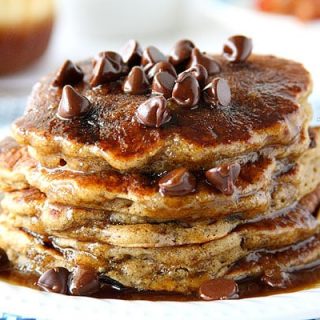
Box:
xmin=199 ymin=279 xmax=239 ymax=301
xmin=168 ymin=39 xmax=195 ymax=66
xmin=136 ymin=96 xmax=171 ymax=128
xmin=99 ymin=274 xmax=126 ymax=290
xmin=68 ymin=266 xmax=100 ymax=296
xmin=261 ymin=268 xmax=291 ymax=288
xmin=172 ymin=72 xmax=200 ymax=107
xmin=52 ymin=60 xmax=84 ymax=87
xmin=147 ymin=61 xmax=177 ymax=79
xmin=123 ymin=66 xmax=149 ymax=95
xmin=120 ymin=39 xmax=143 ymax=67
xmin=205 ymin=163 xmax=240 ymax=195
xmin=182 ymin=64 xmax=208 ymax=88
xmin=90 ymin=51 xmax=125 ymax=86
xmin=152 ymin=71 xmax=176 ymax=98
xmin=141 ymin=46 xmax=167 ymax=71
xmin=159 ymin=168 xmax=196 ymax=196
xmin=309 ymin=128 xmax=317 ymax=149
xmin=37 ymin=267 xmax=70 ymax=294
xmin=203 ymin=78 xmax=231 ymax=107
xmin=223 ymin=35 xmax=253 ymax=63
xmin=57 ymin=85 xmax=91 ymax=120
xmin=189 ymin=48 xmax=221 ymax=75
xmin=0 ymin=248 xmax=10 ymax=272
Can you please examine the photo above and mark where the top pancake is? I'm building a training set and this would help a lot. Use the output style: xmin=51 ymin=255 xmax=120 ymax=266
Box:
xmin=13 ymin=55 xmax=312 ymax=172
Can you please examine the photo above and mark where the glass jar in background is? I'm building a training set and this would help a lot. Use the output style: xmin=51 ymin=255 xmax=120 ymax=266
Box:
xmin=0 ymin=0 xmax=54 ymax=75
xmin=56 ymin=0 xmax=179 ymax=40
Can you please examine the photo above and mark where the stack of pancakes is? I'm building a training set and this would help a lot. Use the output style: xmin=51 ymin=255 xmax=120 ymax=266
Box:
xmin=0 ymin=39 xmax=320 ymax=295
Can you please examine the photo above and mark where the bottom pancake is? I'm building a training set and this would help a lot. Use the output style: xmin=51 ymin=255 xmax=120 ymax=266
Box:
xmin=1 ymin=185 xmax=320 ymax=293
xmin=1 ymin=224 xmax=320 ymax=294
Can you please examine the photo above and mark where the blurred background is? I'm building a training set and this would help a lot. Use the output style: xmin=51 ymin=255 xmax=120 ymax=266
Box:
xmin=0 ymin=0 xmax=319 ymax=131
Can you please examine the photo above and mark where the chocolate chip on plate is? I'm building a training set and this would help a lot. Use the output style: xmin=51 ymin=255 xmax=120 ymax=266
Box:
xmin=159 ymin=168 xmax=196 ymax=196
xmin=261 ymin=268 xmax=291 ymax=289
xmin=141 ymin=46 xmax=167 ymax=70
xmin=37 ymin=267 xmax=70 ymax=294
xmin=99 ymin=274 xmax=126 ymax=291
xmin=223 ymin=35 xmax=253 ymax=63
xmin=123 ymin=66 xmax=150 ymax=94
xmin=168 ymin=39 xmax=195 ymax=66
xmin=152 ymin=71 xmax=176 ymax=98
xmin=199 ymin=278 xmax=239 ymax=301
xmin=52 ymin=60 xmax=84 ymax=87
xmin=189 ymin=48 xmax=221 ymax=75
xmin=172 ymin=72 xmax=200 ymax=107
xmin=0 ymin=247 xmax=10 ymax=272
xmin=205 ymin=163 xmax=241 ymax=195
xmin=309 ymin=128 xmax=317 ymax=149
xmin=90 ymin=51 xmax=125 ymax=86
xmin=57 ymin=85 xmax=91 ymax=120
xmin=68 ymin=266 xmax=100 ymax=296
xmin=120 ymin=39 xmax=143 ymax=67
xmin=203 ymin=78 xmax=231 ymax=107
xmin=182 ymin=64 xmax=208 ymax=88
xmin=147 ymin=61 xmax=177 ymax=79
xmin=136 ymin=96 xmax=171 ymax=128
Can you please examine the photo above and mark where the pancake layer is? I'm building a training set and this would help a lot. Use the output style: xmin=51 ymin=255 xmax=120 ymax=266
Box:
xmin=0 ymin=130 xmax=320 ymax=221
xmin=12 ymin=55 xmax=312 ymax=172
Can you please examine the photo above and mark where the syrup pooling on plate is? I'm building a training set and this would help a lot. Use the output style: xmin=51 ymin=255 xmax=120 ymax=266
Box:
xmin=2 ymin=253 xmax=320 ymax=301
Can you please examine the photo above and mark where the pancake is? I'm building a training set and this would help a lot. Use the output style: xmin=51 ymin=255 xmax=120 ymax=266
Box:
xmin=1 ymin=185 xmax=318 ymax=248
xmin=12 ymin=55 xmax=312 ymax=173
xmin=0 ymin=198 xmax=238 ymax=247
xmin=0 ymin=137 xmax=30 ymax=191
xmin=1 ymin=40 xmax=320 ymax=298
xmin=1 ymin=127 xmax=320 ymax=221
xmin=0 ymin=184 xmax=320 ymax=293
xmin=0 ymin=139 xmax=273 ymax=219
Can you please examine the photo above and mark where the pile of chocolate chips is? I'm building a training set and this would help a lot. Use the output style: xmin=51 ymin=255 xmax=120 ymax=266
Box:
xmin=158 ymin=162 xmax=241 ymax=197
xmin=36 ymin=265 xmax=122 ymax=297
xmin=53 ymin=35 xmax=253 ymax=124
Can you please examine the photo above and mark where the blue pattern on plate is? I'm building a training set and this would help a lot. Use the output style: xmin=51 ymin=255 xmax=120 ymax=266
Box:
xmin=0 ymin=97 xmax=25 ymax=126
xmin=0 ymin=313 xmax=36 ymax=320
xmin=1 ymin=312 xmax=319 ymax=320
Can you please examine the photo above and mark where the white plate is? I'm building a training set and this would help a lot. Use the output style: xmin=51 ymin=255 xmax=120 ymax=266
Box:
xmin=0 ymin=280 xmax=320 ymax=320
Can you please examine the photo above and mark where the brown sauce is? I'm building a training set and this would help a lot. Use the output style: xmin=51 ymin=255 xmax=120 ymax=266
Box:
xmin=0 ymin=18 xmax=53 ymax=75
xmin=1 ymin=261 xmax=320 ymax=301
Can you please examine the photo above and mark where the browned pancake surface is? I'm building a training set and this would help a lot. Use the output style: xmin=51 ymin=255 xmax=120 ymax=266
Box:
xmin=13 ymin=55 xmax=311 ymax=171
